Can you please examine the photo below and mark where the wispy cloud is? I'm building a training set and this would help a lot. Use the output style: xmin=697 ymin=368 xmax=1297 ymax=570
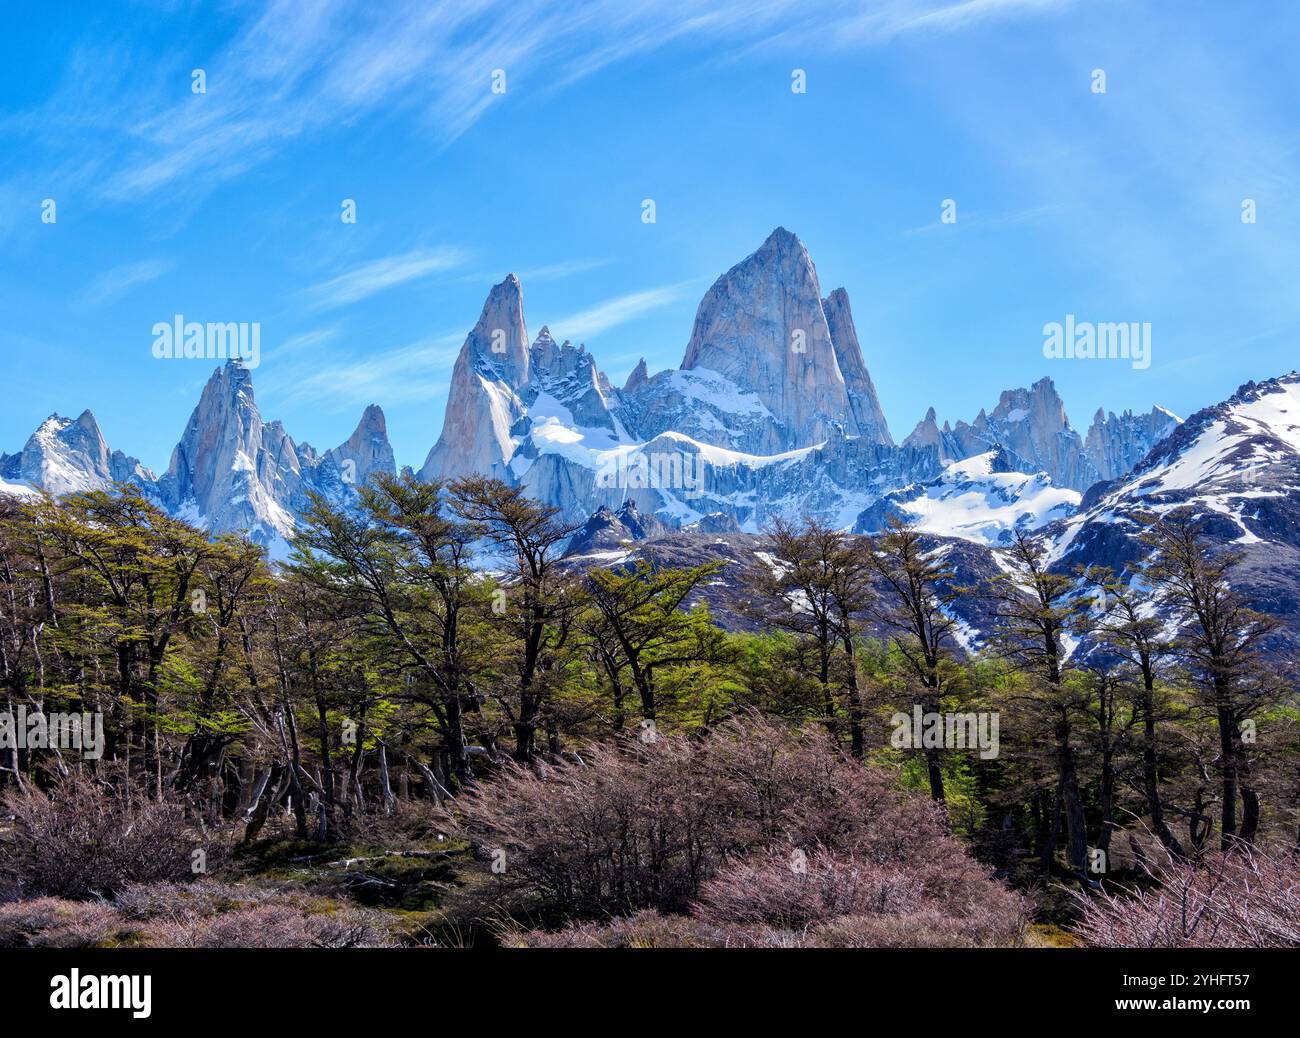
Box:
xmin=901 ymin=203 xmax=1064 ymax=237
xmin=517 ymin=258 xmax=611 ymax=282
xmin=301 ymin=247 xmax=468 ymax=310
xmin=81 ymin=258 xmax=172 ymax=305
xmin=274 ymin=327 xmax=344 ymax=357
xmin=452 ymin=257 xmax=610 ymax=289
xmin=549 ymin=282 xmax=694 ymax=341
xmin=1 ymin=0 xmax=1078 ymax=218
xmin=257 ymin=332 xmax=465 ymax=413
xmin=872 ymin=0 xmax=1075 ymax=37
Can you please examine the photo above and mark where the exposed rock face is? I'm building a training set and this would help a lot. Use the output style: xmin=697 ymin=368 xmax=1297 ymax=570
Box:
xmin=0 ymin=360 xmax=395 ymax=558
xmin=904 ymin=406 xmax=959 ymax=459
xmin=1083 ymin=406 xmax=1181 ymax=483
xmin=904 ymin=378 xmax=1179 ymax=492
xmin=676 ymin=227 xmax=889 ymax=452
xmin=684 ymin=511 xmax=742 ymax=534
xmin=155 ymin=362 xmax=395 ymax=553
xmin=419 ymin=228 xmax=910 ymax=530
xmin=526 ymin=327 xmax=620 ymax=433
xmin=328 ymin=404 xmax=396 ymax=488
xmin=822 ymin=287 xmax=893 ymax=446
xmin=563 ymin=500 xmax=667 ymax=558
xmin=420 ymin=274 xmax=530 ymax=483
xmin=623 ymin=358 xmax=649 ymax=393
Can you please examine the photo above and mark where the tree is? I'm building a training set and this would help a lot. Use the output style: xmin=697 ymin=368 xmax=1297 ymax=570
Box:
xmin=744 ymin=517 xmax=872 ymax=755
xmin=1139 ymin=509 xmax=1282 ymax=848
xmin=294 ymin=473 xmax=485 ymax=792
xmin=867 ymin=518 xmax=964 ymax=799
xmin=1079 ymin=565 xmax=1185 ymax=857
xmin=987 ymin=532 xmax=1090 ymax=877
xmin=31 ymin=487 xmax=219 ymax=796
xmin=448 ymin=477 xmax=580 ymax=762
xmin=581 ymin=557 xmax=729 ymax=733
xmin=166 ymin=533 xmax=268 ymax=813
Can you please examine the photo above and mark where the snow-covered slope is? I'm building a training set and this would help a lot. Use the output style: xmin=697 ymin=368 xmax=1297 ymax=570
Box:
xmin=419 ymin=229 xmax=926 ymax=530
xmin=1040 ymin=372 xmax=1300 ymax=650
xmin=418 ymin=229 xmax=1173 ymax=534
xmin=856 ymin=447 xmax=1080 ymax=545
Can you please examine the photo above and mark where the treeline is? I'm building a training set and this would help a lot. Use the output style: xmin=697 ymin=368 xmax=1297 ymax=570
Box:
xmin=0 ymin=475 xmax=1296 ymax=882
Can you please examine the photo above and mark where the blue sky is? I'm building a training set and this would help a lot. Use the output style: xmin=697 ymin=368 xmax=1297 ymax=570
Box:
xmin=2 ymin=0 xmax=1298 ymax=472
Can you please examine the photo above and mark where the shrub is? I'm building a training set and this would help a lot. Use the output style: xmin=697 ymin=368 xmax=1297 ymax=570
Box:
xmin=0 ymin=879 xmax=397 ymax=948
xmin=692 ymin=849 xmax=925 ymax=928
xmin=0 ymin=774 xmax=208 ymax=898
xmin=449 ymin=713 xmax=1028 ymax=942
xmin=1075 ymin=846 xmax=1300 ymax=948
xmin=512 ymin=903 xmax=1023 ymax=949
xmin=0 ymin=897 xmax=126 ymax=948
xmin=138 ymin=901 xmax=396 ymax=948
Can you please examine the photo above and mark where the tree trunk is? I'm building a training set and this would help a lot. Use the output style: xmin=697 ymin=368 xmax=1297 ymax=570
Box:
xmin=1055 ymin=710 xmax=1088 ymax=875
xmin=1139 ymin=673 xmax=1184 ymax=857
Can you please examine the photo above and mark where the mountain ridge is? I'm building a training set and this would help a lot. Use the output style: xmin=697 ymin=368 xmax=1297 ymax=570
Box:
xmin=2 ymin=227 xmax=1190 ymax=560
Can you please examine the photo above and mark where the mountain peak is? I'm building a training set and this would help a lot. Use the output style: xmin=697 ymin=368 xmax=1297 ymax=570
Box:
xmin=420 ymin=275 xmax=532 ymax=483
xmin=679 ymin=229 xmax=864 ymax=450
xmin=822 ymin=285 xmax=893 ymax=445
xmin=8 ymin=406 xmax=120 ymax=498
xmin=624 ymin=357 xmax=649 ymax=393
xmin=758 ymin=225 xmax=802 ymax=254
xmin=468 ymin=275 xmax=529 ymax=389
xmin=329 ymin=404 xmax=395 ymax=488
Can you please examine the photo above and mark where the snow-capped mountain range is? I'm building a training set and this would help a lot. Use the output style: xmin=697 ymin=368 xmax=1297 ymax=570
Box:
xmin=5 ymin=226 xmax=1298 ymax=647
xmin=854 ymin=446 xmax=1081 ymax=546
xmin=5 ymin=225 xmax=1289 ymax=611
xmin=415 ymin=227 xmax=1179 ymax=538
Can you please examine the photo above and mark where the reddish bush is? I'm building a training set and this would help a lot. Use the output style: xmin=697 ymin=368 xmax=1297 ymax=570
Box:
xmin=0 ymin=878 xmax=397 ymax=948
xmin=139 ymin=901 xmax=395 ymax=948
xmin=513 ymin=901 xmax=1024 ymax=949
xmin=506 ymin=911 xmax=755 ymax=948
xmin=0 ymin=897 xmax=126 ymax=948
xmin=449 ymin=713 xmax=1028 ymax=942
xmin=692 ymin=849 xmax=925 ymax=928
xmin=111 ymin=879 xmax=271 ymax=921
xmin=0 ymin=775 xmax=203 ymax=898
xmin=1075 ymin=846 xmax=1300 ymax=948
